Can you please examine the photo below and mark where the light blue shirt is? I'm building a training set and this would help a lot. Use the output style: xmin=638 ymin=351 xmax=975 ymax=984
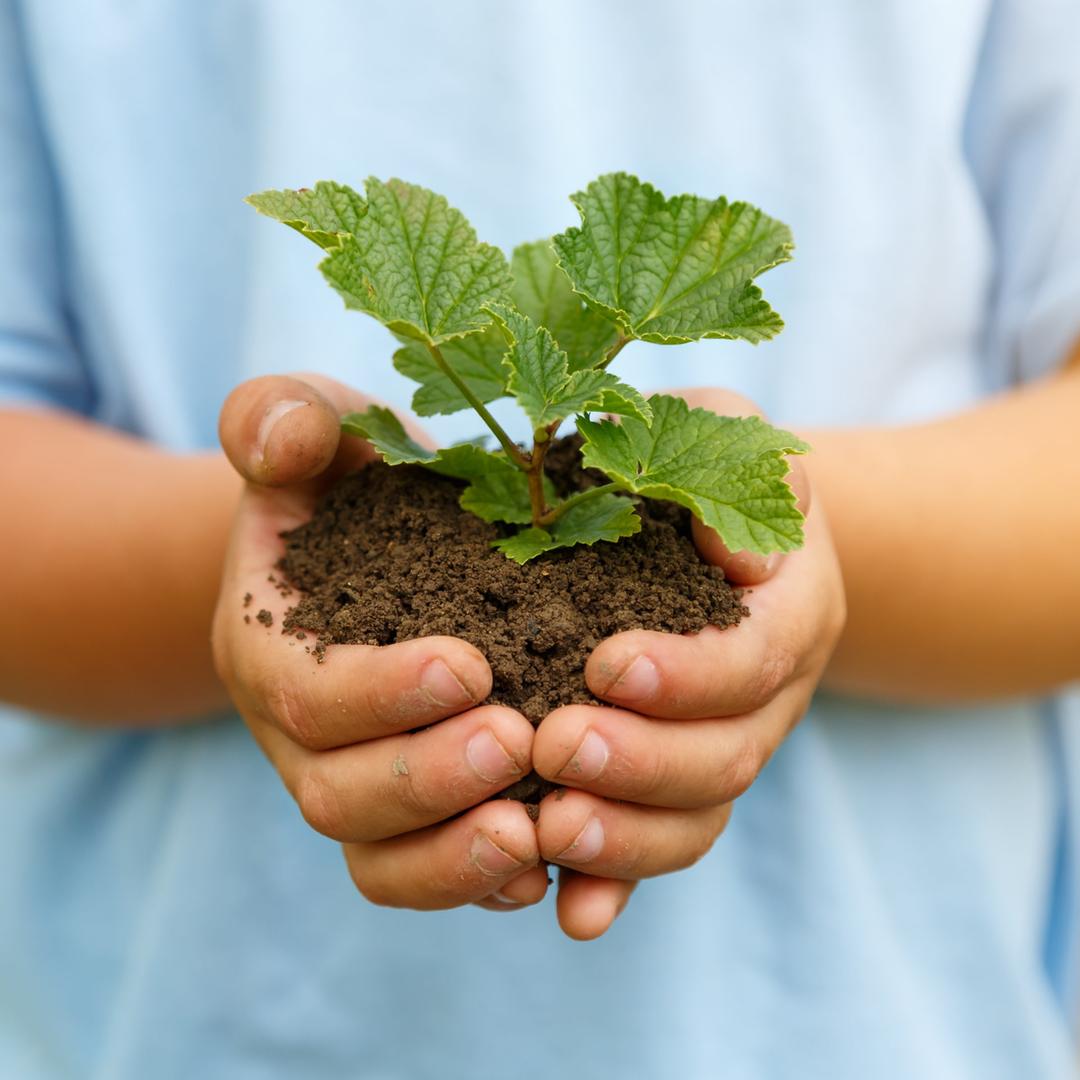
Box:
xmin=1 ymin=2 xmax=1079 ymax=1077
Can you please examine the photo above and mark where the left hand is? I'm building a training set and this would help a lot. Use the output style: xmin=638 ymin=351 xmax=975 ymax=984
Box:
xmin=531 ymin=389 xmax=846 ymax=939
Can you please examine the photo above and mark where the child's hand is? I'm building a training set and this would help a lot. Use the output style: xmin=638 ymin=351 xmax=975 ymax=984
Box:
xmin=212 ymin=374 xmax=548 ymax=912
xmin=532 ymin=389 xmax=846 ymax=939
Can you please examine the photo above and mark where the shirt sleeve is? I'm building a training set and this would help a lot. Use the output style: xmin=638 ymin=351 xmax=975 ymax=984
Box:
xmin=963 ymin=0 xmax=1080 ymax=385
xmin=0 ymin=1 xmax=94 ymax=412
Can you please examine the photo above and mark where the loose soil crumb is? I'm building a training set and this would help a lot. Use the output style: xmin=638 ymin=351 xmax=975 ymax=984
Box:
xmin=279 ymin=437 xmax=747 ymax=807
xmin=243 ymin=592 xmax=253 ymax=608
xmin=256 ymin=609 xmax=273 ymax=627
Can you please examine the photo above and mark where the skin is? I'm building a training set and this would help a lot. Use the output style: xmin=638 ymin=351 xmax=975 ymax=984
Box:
xmin=0 ymin=408 xmax=238 ymax=721
xmin=2 ymin=342 xmax=1078 ymax=937
xmin=209 ymin=376 xmax=842 ymax=937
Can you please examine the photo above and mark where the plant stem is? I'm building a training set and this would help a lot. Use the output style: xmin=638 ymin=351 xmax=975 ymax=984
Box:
xmin=426 ymin=343 xmax=529 ymax=468
xmin=536 ymin=481 xmax=623 ymax=528
xmin=526 ymin=423 xmax=557 ymax=525
xmin=599 ymin=334 xmax=631 ymax=369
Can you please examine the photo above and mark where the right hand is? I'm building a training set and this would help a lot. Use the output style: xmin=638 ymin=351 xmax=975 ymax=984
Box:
xmin=212 ymin=374 xmax=547 ymax=912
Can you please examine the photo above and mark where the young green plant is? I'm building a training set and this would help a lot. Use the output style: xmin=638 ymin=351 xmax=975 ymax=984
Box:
xmin=247 ymin=174 xmax=808 ymax=563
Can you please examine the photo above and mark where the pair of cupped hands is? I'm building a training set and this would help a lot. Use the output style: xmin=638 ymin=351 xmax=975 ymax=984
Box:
xmin=213 ymin=374 xmax=845 ymax=940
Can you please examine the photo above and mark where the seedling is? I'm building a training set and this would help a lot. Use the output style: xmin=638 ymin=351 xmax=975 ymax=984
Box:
xmin=247 ymin=174 xmax=808 ymax=563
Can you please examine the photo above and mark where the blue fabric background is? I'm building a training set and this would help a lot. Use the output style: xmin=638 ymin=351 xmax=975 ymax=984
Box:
xmin=1 ymin=2 xmax=1078 ymax=1076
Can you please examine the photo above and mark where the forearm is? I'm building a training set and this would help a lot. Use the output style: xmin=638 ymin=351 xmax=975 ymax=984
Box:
xmin=807 ymin=347 xmax=1080 ymax=703
xmin=0 ymin=408 xmax=240 ymax=723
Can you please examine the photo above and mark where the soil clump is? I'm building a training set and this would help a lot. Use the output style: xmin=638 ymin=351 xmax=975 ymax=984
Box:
xmin=279 ymin=437 xmax=747 ymax=808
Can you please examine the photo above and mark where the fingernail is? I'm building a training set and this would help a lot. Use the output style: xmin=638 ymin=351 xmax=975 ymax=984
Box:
xmin=254 ymin=399 xmax=309 ymax=467
xmin=608 ymin=656 xmax=659 ymax=702
xmin=471 ymin=832 xmax=521 ymax=876
xmin=490 ymin=889 xmax=519 ymax=906
xmin=723 ymin=550 xmax=780 ymax=583
xmin=556 ymin=817 xmax=605 ymax=864
xmin=558 ymin=730 xmax=609 ymax=781
xmin=466 ymin=728 xmax=521 ymax=782
xmin=421 ymin=659 xmax=475 ymax=709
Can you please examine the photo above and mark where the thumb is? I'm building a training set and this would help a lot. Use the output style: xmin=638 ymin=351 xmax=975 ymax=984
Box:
xmin=691 ymin=456 xmax=812 ymax=585
xmin=666 ymin=385 xmax=811 ymax=587
xmin=218 ymin=373 xmax=373 ymax=487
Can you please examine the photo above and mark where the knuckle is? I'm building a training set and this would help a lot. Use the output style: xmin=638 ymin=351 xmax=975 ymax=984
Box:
xmin=267 ymin=678 xmax=328 ymax=750
xmin=358 ymin=677 xmax=400 ymax=730
xmin=679 ymin=823 xmax=721 ymax=871
xmin=345 ymin=854 xmax=399 ymax=909
xmin=295 ymin=763 xmax=349 ymax=840
xmin=619 ymin=837 xmax=652 ymax=878
xmin=391 ymin=764 xmax=442 ymax=822
xmin=424 ymin=867 xmax=477 ymax=910
xmin=347 ymin=848 xmax=464 ymax=912
xmin=718 ymin=732 xmax=764 ymax=801
xmin=631 ymin=746 xmax=674 ymax=802
xmin=748 ymin=642 xmax=796 ymax=706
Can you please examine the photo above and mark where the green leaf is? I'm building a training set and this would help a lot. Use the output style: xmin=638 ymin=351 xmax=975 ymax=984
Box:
xmin=487 ymin=303 xmax=652 ymax=428
xmin=460 ymin=468 xmax=534 ymax=525
xmin=459 ymin=461 xmax=557 ymax=525
xmin=341 ymin=406 xmax=537 ymax=522
xmin=341 ymin=405 xmax=493 ymax=479
xmin=555 ymin=491 xmax=642 ymax=546
xmin=391 ymin=241 xmax=625 ymax=419
xmin=451 ymin=434 xmax=491 ymax=449
xmin=580 ymin=377 xmax=653 ymax=424
xmin=392 ymin=329 xmax=507 ymax=417
xmin=490 ymin=529 xmax=556 ymax=564
xmin=493 ymin=492 xmax=641 ymax=563
xmin=552 ymin=173 xmax=792 ymax=345
xmin=510 ymin=240 xmax=620 ymax=369
xmin=578 ymin=394 xmax=809 ymax=553
xmin=341 ymin=405 xmax=435 ymax=465
xmin=424 ymin=442 xmax=502 ymax=480
xmin=319 ymin=178 xmax=512 ymax=345
xmin=245 ymin=181 xmax=366 ymax=250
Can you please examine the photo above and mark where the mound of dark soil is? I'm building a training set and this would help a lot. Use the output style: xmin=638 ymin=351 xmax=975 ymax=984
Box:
xmin=279 ymin=438 xmax=746 ymax=808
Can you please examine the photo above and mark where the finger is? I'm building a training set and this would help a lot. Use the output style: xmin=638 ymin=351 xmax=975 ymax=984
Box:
xmin=226 ymin=630 xmax=493 ymax=751
xmin=691 ymin=457 xmax=812 ymax=586
xmin=666 ymin=386 xmax=810 ymax=587
xmin=263 ymin=705 xmax=533 ymax=843
xmin=537 ymin=788 xmax=731 ymax=880
xmin=585 ymin=545 xmax=827 ymax=718
xmin=343 ymin=799 xmax=540 ymax=911
xmin=666 ymin=386 xmax=765 ymax=420
xmin=555 ymin=870 xmax=636 ymax=940
xmin=219 ymin=373 xmax=374 ymax=488
xmin=534 ymin=698 xmax=797 ymax=808
xmin=474 ymin=866 xmax=551 ymax=912
xmin=215 ymin=375 xmax=381 ymax=594
xmin=586 ymin=622 xmax=789 ymax=721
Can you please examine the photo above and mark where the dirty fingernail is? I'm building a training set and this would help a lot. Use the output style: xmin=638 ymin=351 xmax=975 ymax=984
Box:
xmin=558 ymin=730 xmax=609 ymax=782
xmin=467 ymin=728 xmax=521 ymax=782
xmin=556 ymin=817 xmax=605 ymax=864
xmin=471 ymin=832 xmax=521 ymax=876
xmin=608 ymin=656 xmax=659 ymax=702
xmin=254 ymin=399 xmax=309 ymax=468
xmin=421 ymin=658 xmax=475 ymax=709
